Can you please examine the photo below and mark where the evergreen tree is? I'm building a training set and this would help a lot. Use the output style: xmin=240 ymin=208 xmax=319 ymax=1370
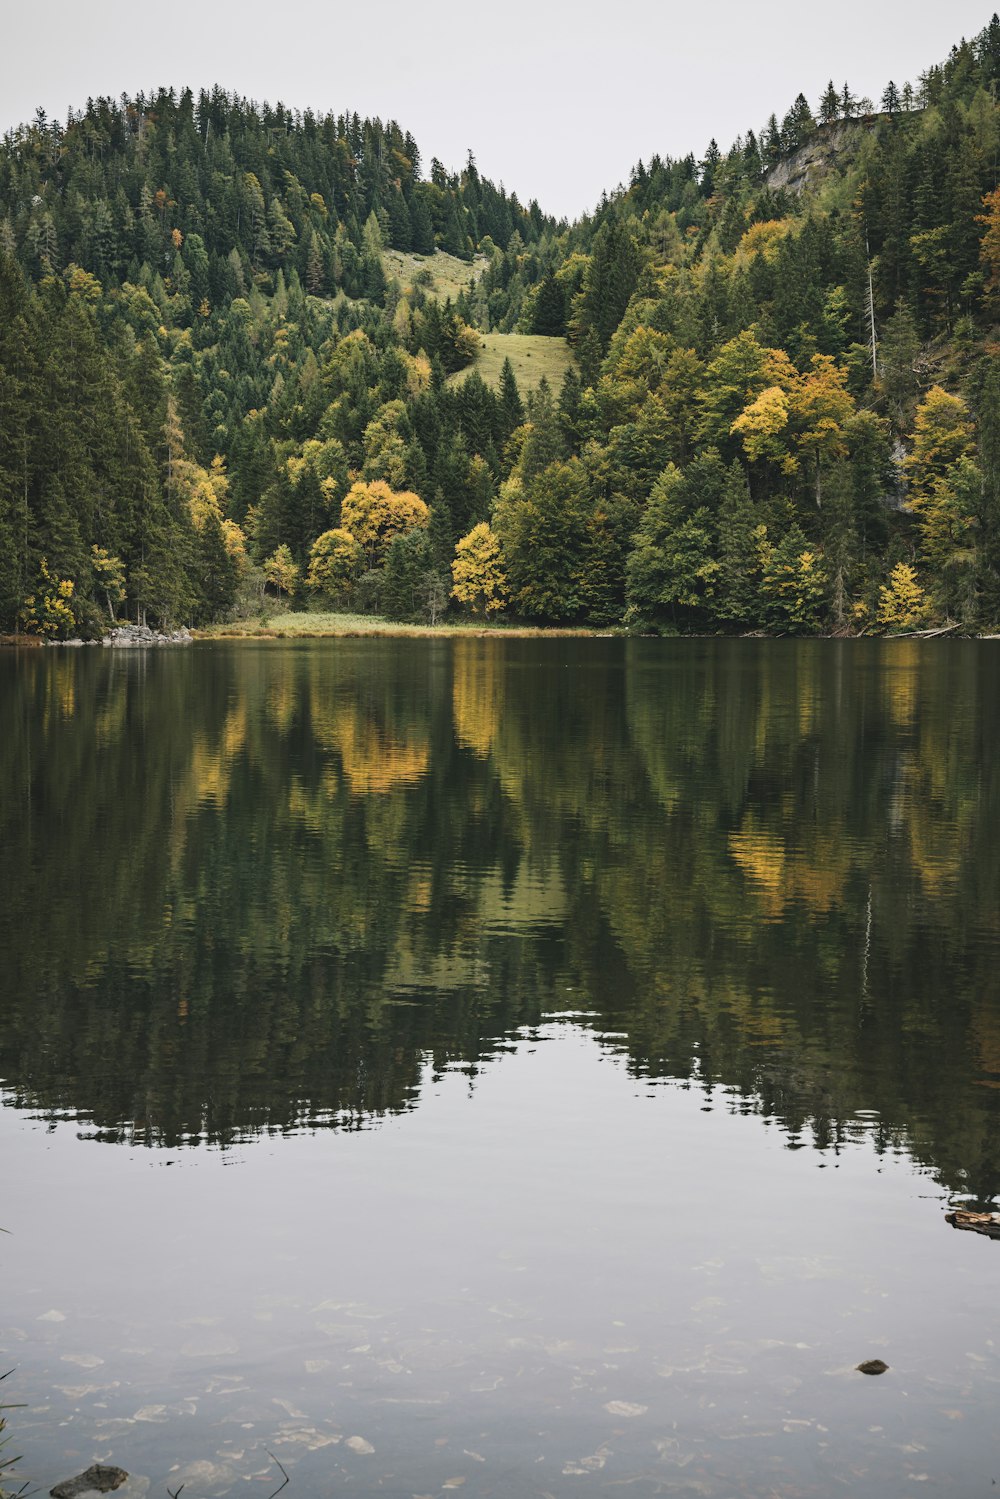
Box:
xmin=530 ymin=273 xmax=567 ymax=335
xmin=881 ymin=80 xmax=902 ymax=116
xmin=819 ymin=81 xmax=841 ymax=125
xmin=573 ymin=220 xmax=643 ymax=351
xmin=625 ymin=465 xmax=719 ymax=632
xmin=494 ymin=457 xmax=596 ymax=620
xmin=715 ymin=463 xmax=762 ymax=628
xmin=782 ymin=94 xmax=816 ymax=150
xmin=410 ymin=191 xmax=436 ymax=255
xmin=700 ymin=139 xmax=721 ymax=196
xmin=498 ymin=358 xmax=526 ymax=437
xmin=879 ymin=301 xmax=922 ymax=428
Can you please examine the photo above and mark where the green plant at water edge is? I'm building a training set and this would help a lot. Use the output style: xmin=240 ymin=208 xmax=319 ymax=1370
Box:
xmin=0 ymin=1368 xmax=27 ymax=1498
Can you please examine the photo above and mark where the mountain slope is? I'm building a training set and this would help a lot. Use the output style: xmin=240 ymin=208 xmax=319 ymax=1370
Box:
xmin=3 ymin=23 xmax=1000 ymax=636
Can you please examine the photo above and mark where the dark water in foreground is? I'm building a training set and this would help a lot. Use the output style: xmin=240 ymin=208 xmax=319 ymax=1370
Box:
xmin=1 ymin=637 xmax=999 ymax=1498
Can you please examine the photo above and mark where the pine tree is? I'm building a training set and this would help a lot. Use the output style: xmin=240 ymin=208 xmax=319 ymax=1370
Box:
xmin=700 ymin=139 xmax=721 ymax=196
xmin=530 ymin=273 xmax=567 ymax=335
xmin=819 ymin=81 xmax=841 ymax=125
xmin=881 ymin=80 xmax=901 ymax=117
xmin=494 ymin=457 xmax=595 ymax=620
xmin=518 ymin=379 xmax=565 ymax=482
xmin=763 ymin=115 xmax=783 ymax=168
xmin=715 ymin=462 xmax=761 ymax=629
xmin=304 ymin=231 xmax=325 ymax=295
xmin=410 ymin=191 xmax=436 ymax=255
xmin=879 ymin=302 xmax=922 ymax=427
xmin=625 ymin=465 xmax=719 ymax=632
xmin=573 ymin=219 xmax=643 ymax=351
xmin=782 ymin=94 xmax=816 ymax=150
xmin=498 ymin=358 xmax=526 ymax=437
xmin=388 ymin=191 xmax=412 ymax=251
xmin=193 ymin=509 xmax=238 ymax=622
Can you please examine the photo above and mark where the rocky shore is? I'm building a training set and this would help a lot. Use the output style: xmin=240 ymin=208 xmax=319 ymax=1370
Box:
xmin=103 ymin=624 xmax=192 ymax=647
xmin=54 ymin=625 xmax=193 ymax=648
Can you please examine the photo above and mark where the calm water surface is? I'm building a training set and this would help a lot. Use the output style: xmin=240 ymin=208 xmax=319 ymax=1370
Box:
xmin=1 ymin=638 xmax=999 ymax=1497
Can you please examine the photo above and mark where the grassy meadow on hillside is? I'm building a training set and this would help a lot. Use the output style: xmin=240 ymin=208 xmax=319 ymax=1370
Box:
xmin=383 ymin=247 xmax=487 ymax=301
xmin=449 ymin=332 xmax=576 ymax=393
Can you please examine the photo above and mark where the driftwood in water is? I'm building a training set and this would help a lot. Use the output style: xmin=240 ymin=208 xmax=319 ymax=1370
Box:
xmin=945 ymin=1209 xmax=1000 ymax=1239
xmin=892 ymin=622 xmax=961 ymax=639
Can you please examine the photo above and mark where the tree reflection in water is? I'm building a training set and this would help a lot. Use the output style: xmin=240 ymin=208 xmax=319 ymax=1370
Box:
xmin=1 ymin=637 xmax=997 ymax=1203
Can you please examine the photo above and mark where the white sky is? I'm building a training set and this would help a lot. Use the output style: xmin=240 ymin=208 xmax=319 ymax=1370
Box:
xmin=2 ymin=0 xmax=995 ymax=220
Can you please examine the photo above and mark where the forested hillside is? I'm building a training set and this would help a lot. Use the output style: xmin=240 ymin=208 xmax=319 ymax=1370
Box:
xmin=4 ymin=23 xmax=1000 ymax=636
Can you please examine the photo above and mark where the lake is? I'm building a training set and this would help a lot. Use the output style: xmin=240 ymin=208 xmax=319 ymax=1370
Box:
xmin=1 ymin=637 xmax=999 ymax=1498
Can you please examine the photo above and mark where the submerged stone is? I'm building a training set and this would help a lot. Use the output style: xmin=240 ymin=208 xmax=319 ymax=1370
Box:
xmin=50 ymin=1465 xmax=129 ymax=1498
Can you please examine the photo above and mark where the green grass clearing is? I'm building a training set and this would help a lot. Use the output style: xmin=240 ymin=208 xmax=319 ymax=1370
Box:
xmin=448 ymin=332 xmax=575 ymax=394
xmin=199 ymin=611 xmax=615 ymax=640
xmin=383 ymin=248 xmax=487 ymax=302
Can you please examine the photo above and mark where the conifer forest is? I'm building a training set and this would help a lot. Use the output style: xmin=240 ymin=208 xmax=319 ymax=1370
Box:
xmin=5 ymin=20 xmax=1000 ymax=636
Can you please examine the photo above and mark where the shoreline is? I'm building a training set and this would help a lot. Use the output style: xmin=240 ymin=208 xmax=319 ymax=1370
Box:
xmin=193 ymin=615 xmax=985 ymax=643
xmin=2 ymin=618 xmax=993 ymax=647
xmin=194 ymin=613 xmax=619 ymax=641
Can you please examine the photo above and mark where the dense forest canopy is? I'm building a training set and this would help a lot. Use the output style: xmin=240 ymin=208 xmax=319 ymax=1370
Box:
xmin=4 ymin=22 xmax=1000 ymax=635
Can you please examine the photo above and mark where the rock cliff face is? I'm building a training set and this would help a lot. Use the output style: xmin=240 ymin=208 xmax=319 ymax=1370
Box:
xmin=766 ymin=120 xmax=878 ymax=196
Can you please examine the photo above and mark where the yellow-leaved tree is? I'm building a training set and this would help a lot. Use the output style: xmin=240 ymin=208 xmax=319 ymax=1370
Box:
xmin=903 ymin=388 xmax=979 ymax=617
xmin=977 ymin=186 xmax=1000 ymax=308
xmin=19 ymin=559 xmax=76 ymax=636
xmin=877 ymin=563 xmax=930 ymax=631
xmin=263 ymin=545 xmax=299 ymax=600
xmin=730 ymin=385 xmax=795 ymax=472
xmin=91 ymin=546 xmax=126 ymax=622
xmin=789 ymin=355 xmax=855 ymax=506
xmin=698 ymin=328 xmax=799 ymax=448
xmin=360 ymin=402 xmax=410 ymax=488
xmin=307 ymin=528 xmax=364 ymax=599
xmin=452 ymin=524 xmax=508 ymax=616
xmin=904 ymin=387 xmax=976 ymax=502
xmin=729 ymin=355 xmax=856 ymax=506
xmin=340 ymin=480 xmax=429 ymax=568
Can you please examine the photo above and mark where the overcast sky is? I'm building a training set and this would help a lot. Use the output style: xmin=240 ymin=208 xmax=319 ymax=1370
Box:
xmin=2 ymin=0 xmax=994 ymax=220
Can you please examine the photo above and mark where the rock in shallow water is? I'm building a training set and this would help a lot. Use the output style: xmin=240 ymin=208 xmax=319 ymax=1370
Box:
xmin=50 ymin=1464 xmax=128 ymax=1498
xmin=856 ymin=1358 xmax=889 ymax=1376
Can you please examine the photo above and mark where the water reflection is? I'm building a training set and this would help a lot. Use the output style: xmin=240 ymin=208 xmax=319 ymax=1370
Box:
xmin=1 ymin=639 xmax=999 ymax=1202
xmin=5 ymin=1025 xmax=999 ymax=1499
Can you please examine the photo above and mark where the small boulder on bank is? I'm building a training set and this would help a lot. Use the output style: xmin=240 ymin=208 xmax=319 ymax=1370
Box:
xmin=51 ymin=1465 xmax=129 ymax=1498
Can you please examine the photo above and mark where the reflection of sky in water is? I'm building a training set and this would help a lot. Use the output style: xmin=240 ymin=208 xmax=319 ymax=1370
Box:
xmin=4 ymin=1024 xmax=999 ymax=1498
